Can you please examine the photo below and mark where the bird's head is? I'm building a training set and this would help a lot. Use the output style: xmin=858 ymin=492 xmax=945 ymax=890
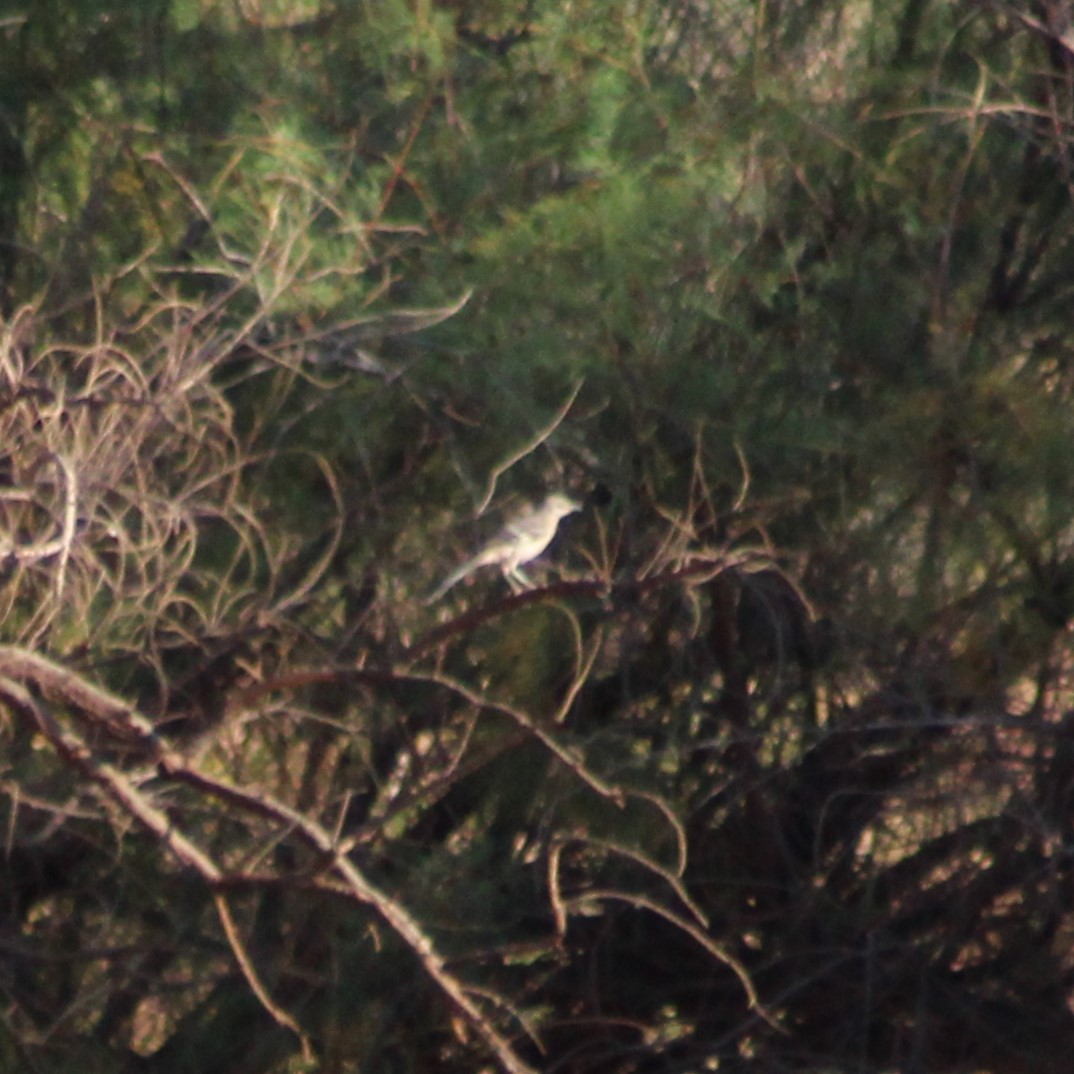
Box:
xmin=544 ymin=492 xmax=582 ymax=519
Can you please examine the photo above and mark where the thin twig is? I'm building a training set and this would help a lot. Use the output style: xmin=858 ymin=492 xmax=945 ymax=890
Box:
xmin=411 ymin=669 xmax=627 ymax=807
xmin=476 ymin=379 xmax=584 ymax=515
xmin=52 ymin=452 xmax=78 ymax=601
xmin=563 ymin=888 xmax=782 ymax=1032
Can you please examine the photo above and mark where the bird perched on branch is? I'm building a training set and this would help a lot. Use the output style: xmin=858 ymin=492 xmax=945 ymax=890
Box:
xmin=425 ymin=492 xmax=581 ymax=604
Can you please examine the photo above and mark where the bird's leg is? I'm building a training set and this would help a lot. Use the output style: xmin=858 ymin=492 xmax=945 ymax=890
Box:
xmin=504 ymin=566 xmax=533 ymax=593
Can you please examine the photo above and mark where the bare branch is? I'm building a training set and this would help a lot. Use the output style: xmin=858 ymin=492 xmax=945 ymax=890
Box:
xmin=0 ymin=646 xmax=538 ymax=1074
xmin=476 ymin=378 xmax=584 ymax=514
xmin=0 ymin=673 xmax=312 ymax=1055
xmin=563 ymin=889 xmax=781 ymax=1032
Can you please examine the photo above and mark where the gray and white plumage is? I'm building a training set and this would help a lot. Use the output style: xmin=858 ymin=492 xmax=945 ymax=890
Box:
xmin=425 ymin=493 xmax=581 ymax=603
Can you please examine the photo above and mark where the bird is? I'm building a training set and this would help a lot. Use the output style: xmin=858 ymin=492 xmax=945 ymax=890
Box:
xmin=425 ymin=492 xmax=581 ymax=604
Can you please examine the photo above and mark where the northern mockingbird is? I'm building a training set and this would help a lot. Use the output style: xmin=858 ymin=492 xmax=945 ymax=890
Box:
xmin=426 ymin=492 xmax=581 ymax=603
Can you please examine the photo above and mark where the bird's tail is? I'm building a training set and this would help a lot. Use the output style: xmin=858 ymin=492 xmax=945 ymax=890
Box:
xmin=423 ymin=563 xmax=469 ymax=605
xmin=423 ymin=547 xmax=500 ymax=605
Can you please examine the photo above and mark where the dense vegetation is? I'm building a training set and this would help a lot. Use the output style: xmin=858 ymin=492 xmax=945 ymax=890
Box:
xmin=2 ymin=2 xmax=1074 ymax=1071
